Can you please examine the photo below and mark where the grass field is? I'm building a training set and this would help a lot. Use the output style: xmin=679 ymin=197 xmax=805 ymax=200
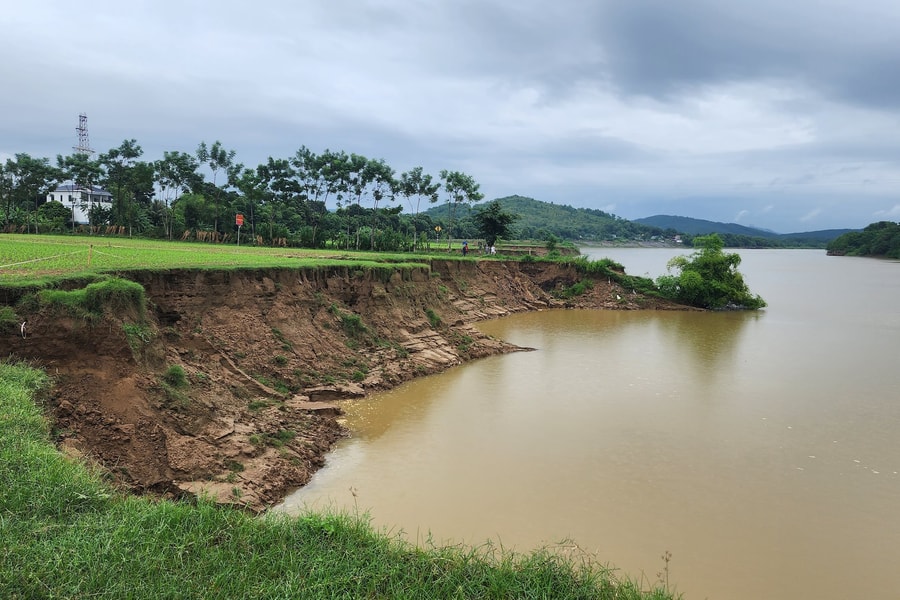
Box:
xmin=0 ymin=361 xmax=676 ymax=599
xmin=0 ymin=234 xmax=438 ymax=287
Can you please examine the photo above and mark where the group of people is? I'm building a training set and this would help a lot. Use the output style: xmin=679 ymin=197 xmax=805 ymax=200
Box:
xmin=461 ymin=241 xmax=496 ymax=256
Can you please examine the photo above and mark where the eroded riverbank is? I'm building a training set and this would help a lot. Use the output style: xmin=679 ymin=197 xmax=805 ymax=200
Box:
xmin=4 ymin=258 xmax=682 ymax=510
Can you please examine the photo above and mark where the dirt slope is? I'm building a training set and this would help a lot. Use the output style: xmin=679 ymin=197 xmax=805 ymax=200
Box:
xmin=3 ymin=259 xmax=680 ymax=511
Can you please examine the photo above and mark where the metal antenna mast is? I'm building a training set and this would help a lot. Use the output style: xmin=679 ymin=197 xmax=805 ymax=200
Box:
xmin=73 ymin=113 xmax=94 ymax=156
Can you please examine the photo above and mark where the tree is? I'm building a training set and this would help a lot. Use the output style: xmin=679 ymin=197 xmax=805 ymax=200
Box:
xmin=99 ymin=139 xmax=144 ymax=235
xmin=656 ymin=234 xmax=766 ymax=309
xmin=230 ymin=165 xmax=264 ymax=242
xmin=0 ymin=161 xmax=15 ymax=229
xmin=472 ymin=200 xmax=518 ymax=247
xmin=154 ymin=151 xmax=201 ymax=239
xmin=256 ymin=157 xmax=300 ymax=241
xmin=197 ymin=141 xmax=236 ymax=234
xmin=8 ymin=154 xmax=62 ymax=233
xmin=398 ymin=166 xmax=440 ymax=249
xmin=58 ymin=152 xmax=104 ymax=233
xmin=827 ymin=221 xmax=900 ymax=259
xmin=439 ymin=170 xmax=483 ymax=246
xmin=362 ymin=157 xmax=395 ymax=250
xmin=37 ymin=200 xmax=71 ymax=232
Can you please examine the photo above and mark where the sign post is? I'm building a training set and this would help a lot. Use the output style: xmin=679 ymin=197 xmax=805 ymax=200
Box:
xmin=235 ymin=213 xmax=244 ymax=246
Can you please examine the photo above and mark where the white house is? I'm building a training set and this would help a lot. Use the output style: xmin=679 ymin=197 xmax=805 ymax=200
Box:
xmin=47 ymin=184 xmax=113 ymax=224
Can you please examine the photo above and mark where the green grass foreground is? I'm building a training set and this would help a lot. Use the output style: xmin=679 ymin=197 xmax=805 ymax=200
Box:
xmin=0 ymin=362 xmax=677 ymax=599
xmin=0 ymin=234 xmax=438 ymax=287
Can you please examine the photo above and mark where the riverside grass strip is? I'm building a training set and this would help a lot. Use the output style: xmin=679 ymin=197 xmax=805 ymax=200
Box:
xmin=0 ymin=234 xmax=433 ymax=286
xmin=0 ymin=361 xmax=676 ymax=600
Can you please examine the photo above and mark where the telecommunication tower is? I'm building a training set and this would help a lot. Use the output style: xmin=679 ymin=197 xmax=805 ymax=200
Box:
xmin=73 ymin=112 xmax=94 ymax=156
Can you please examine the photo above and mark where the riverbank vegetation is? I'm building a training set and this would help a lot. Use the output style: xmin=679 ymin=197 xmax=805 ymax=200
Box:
xmin=826 ymin=221 xmax=900 ymax=258
xmin=0 ymin=361 xmax=676 ymax=599
xmin=655 ymin=234 xmax=767 ymax=310
xmin=1 ymin=233 xmax=767 ymax=314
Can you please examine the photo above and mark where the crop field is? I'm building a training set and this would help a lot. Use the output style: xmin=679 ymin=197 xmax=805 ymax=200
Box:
xmin=0 ymin=234 xmax=434 ymax=286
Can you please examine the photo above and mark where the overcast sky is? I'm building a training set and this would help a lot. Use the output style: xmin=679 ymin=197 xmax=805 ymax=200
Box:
xmin=3 ymin=0 xmax=900 ymax=232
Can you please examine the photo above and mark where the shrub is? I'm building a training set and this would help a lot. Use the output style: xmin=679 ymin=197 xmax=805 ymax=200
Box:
xmin=656 ymin=234 xmax=766 ymax=310
xmin=163 ymin=364 xmax=187 ymax=388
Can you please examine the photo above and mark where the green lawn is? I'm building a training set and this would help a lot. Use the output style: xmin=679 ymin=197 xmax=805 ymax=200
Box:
xmin=0 ymin=234 xmax=437 ymax=287
xmin=0 ymin=361 xmax=677 ymax=599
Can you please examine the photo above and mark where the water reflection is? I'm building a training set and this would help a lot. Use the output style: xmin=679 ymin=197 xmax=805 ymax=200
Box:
xmin=653 ymin=310 xmax=759 ymax=377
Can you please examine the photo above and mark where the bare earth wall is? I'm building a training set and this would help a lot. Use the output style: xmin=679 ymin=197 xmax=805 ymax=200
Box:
xmin=3 ymin=259 xmax=683 ymax=511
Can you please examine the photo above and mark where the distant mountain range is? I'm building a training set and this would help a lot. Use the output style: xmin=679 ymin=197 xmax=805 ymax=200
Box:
xmin=422 ymin=196 xmax=857 ymax=247
xmin=633 ymin=215 xmax=855 ymax=243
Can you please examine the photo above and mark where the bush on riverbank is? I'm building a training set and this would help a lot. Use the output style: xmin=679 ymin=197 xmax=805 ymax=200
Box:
xmin=0 ymin=361 xmax=677 ymax=599
xmin=656 ymin=234 xmax=766 ymax=310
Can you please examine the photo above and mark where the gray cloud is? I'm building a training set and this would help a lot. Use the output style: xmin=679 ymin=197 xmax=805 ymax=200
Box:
xmin=1 ymin=0 xmax=899 ymax=233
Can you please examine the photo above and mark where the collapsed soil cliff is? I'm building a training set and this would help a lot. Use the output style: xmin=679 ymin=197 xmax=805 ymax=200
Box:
xmin=3 ymin=259 xmax=681 ymax=511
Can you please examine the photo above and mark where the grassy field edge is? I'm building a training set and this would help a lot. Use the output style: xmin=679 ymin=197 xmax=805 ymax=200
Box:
xmin=0 ymin=361 xmax=676 ymax=599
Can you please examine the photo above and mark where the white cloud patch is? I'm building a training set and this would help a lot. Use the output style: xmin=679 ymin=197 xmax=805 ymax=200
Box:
xmin=800 ymin=208 xmax=823 ymax=222
xmin=873 ymin=204 xmax=900 ymax=219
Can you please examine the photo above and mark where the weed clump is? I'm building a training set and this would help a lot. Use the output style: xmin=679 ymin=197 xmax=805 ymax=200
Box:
xmin=425 ymin=308 xmax=441 ymax=328
xmin=163 ymin=364 xmax=187 ymax=388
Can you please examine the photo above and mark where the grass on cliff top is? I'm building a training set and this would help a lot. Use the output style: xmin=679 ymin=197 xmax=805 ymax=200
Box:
xmin=0 ymin=360 xmax=677 ymax=600
xmin=0 ymin=234 xmax=437 ymax=288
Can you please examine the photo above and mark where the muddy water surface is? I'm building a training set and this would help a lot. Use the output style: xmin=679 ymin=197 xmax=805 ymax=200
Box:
xmin=278 ymin=249 xmax=900 ymax=600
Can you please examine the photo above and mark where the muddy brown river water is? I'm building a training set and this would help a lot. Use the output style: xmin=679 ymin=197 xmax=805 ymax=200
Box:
xmin=277 ymin=249 xmax=900 ymax=600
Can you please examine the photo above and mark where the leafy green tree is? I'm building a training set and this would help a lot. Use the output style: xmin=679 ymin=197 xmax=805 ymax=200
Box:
xmin=57 ymin=152 xmax=105 ymax=232
xmin=439 ymin=170 xmax=483 ymax=245
xmin=197 ymin=141 xmax=236 ymax=234
xmin=0 ymin=161 xmax=15 ymax=229
xmin=398 ymin=166 xmax=440 ymax=249
xmin=362 ymin=157 xmax=395 ymax=249
xmin=656 ymin=234 xmax=766 ymax=309
xmin=154 ymin=151 xmax=201 ymax=239
xmin=37 ymin=200 xmax=71 ymax=232
xmin=256 ymin=157 xmax=302 ymax=242
xmin=230 ymin=165 xmax=264 ymax=242
xmin=472 ymin=200 xmax=518 ymax=247
xmin=99 ymin=139 xmax=146 ymax=235
xmin=7 ymin=154 xmax=62 ymax=233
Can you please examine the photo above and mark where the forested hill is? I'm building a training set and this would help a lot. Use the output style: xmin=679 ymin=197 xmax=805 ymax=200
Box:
xmin=423 ymin=195 xmax=665 ymax=241
xmin=827 ymin=221 xmax=900 ymax=258
xmin=635 ymin=215 xmax=854 ymax=247
xmin=423 ymin=196 xmax=853 ymax=247
xmin=634 ymin=215 xmax=775 ymax=237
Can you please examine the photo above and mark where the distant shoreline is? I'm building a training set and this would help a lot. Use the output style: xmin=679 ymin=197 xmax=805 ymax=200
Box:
xmin=578 ymin=240 xmax=684 ymax=249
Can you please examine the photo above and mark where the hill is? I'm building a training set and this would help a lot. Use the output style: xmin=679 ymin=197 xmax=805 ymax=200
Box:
xmin=635 ymin=215 xmax=855 ymax=247
xmin=423 ymin=195 xmax=666 ymax=242
xmin=421 ymin=197 xmax=855 ymax=248
xmin=634 ymin=215 xmax=777 ymax=237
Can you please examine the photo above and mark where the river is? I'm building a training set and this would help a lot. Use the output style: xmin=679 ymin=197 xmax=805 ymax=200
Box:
xmin=277 ymin=248 xmax=900 ymax=600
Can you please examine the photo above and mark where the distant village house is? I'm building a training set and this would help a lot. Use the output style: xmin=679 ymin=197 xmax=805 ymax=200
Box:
xmin=46 ymin=184 xmax=113 ymax=224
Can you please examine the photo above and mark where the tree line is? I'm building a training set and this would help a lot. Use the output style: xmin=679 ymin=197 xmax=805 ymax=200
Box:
xmin=826 ymin=221 xmax=900 ymax=258
xmin=0 ymin=141 xmax=488 ymax=251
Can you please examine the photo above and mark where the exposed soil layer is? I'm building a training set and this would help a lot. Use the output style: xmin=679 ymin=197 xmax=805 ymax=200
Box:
xmin=3 ymin=259 xmax=684 ymax=511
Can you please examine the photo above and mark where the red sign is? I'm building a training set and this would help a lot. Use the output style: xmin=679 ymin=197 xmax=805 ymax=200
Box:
xmin=235 ymin=214 xmax=244 ymax=227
